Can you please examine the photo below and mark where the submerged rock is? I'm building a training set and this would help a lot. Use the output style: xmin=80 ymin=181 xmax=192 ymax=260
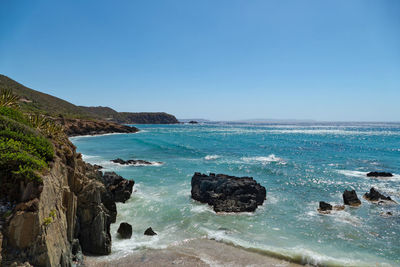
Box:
xmin=191 ymin=172 xmax=266 ymax=212
xmin=364 ymin=188 xmax=393 ymax=202
xmin=366 ymin=172 xmax=393 ymax=178
xmin=102 ymin=172 xmax=134 ymax=203
xmin=343 ymin=190 xmax=361 ymax=206
xmin=144 ymin=227 xmax=157 ymax=236
xmin=117 ymin=222 xmax=132 ymax=239
xmin=111 ymin=158 xmax=162 ymax=166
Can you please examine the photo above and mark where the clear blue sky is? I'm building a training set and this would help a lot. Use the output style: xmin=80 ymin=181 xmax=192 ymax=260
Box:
xmin=1 ymin=0 xmax=399 ymax=121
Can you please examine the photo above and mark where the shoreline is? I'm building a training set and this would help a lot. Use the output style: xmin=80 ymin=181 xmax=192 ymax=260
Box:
xmin=85 ymin=238 xmax=304 ymax=267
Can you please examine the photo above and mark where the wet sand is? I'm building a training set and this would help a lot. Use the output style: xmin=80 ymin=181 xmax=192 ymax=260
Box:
xmin=85 ymin=239 xmax=304 ymax=267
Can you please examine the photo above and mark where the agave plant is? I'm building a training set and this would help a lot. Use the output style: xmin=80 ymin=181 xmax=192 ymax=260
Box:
xmin=0 ymin=88 xmax=20 ymax=108
xmin=29 ymin=113 xmax=65 ymax=138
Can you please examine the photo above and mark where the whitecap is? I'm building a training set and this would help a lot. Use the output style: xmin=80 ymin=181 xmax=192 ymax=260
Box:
xmin=241 ymin=154 xmax=285 ymax=164
xmin=337 ymin=170 xmax=400 ymax=181
xmin=204 ymin=155 xmax=221 ymax=160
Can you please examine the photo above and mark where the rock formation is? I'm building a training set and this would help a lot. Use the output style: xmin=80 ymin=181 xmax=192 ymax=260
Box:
xmin=59 ymin=118 xmax=139 ymax=137
xmin=191 ymin=173 xmax=266 ymax=212
xmin=117 ymin=223 xmax=132 ymax=239
xmin=102 ymin=172 xmax=134 ymax=203
xmin=144 ymin=227 xmax=157 ymax=236
xmin=343 ymin=190 xmax=361 ymax=206
xmin=318 ymin=201 xmax=332 ymax=212
xmin=363 ymin=188 xmax=393 ymax=202
xmin=111 ymin=158 xmax=162 ymax=166
xmin=1 ymin=135 xmax=134 ymax=266
xmin=366 ymin=172 xmax=393 ymax=178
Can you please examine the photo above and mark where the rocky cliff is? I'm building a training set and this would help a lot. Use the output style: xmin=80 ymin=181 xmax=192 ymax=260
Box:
xmin=58 ymin=117 xmax=139 ymax=137
xmin=1 ymin=132 xmax=132 ymax=266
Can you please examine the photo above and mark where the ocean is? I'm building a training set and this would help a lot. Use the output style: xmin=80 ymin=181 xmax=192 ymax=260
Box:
xmin=71 ymin=122 xmax=400 ymax=266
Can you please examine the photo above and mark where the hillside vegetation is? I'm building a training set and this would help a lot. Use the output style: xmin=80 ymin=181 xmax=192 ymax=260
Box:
xmin=0 ymin=74 xmax=179 ymax=123
xmin=0 ymin=91 xmax=59 ymax=200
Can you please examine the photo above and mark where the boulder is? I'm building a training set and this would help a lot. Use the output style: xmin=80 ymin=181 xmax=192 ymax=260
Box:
xmin=117 ymin=222 xmax=132 ymax=239
xmin=364 ymin=188 xmax=393 ymax=202
xmin=188 ymin=121 xmax=198 ymax=124
xmin=343 ymin=190 xmax=361 ymax=206
xmin=144 ymin=227 xmax=157 ymax=236
xmin=191 ymin=172 xmax=266 ymax=212
xmin=102 ymin=172 xmax=134 ymax=203
xmin=111 ymin=158 xmax=162 ymax=166
xmin=318 ymin=201 xmax=332 ymax=212
xmin=366 ymin=172 xmax=393 ymax=178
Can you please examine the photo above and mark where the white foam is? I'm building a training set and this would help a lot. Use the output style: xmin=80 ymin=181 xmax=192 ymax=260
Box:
xmin=242 ymin=154 xmax=285 ymax=164
xmin=111 ymin=161 xmax=164 ymax=167
xmin=337 ymin=170 xmax=400 ymax=181
xmin=191 ymin=204 xmax=215 ymax=214
xmin=204 ymin=155 xmax=221 ymax=160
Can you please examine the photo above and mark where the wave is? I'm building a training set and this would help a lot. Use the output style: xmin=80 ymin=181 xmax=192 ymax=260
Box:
xmin=201 ymin=229 xmax=389 ymax=267
xmin=337 ymin=170 xmax=400 ymax=181
xmin=204 ymin=155 xmax=221 ymax=160
xmin=241 ymin=154 xmax=285 ymax=164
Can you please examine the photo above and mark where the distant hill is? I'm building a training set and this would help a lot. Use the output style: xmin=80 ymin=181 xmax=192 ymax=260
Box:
xmin=0 ymin=74 xmax=178 ymax=124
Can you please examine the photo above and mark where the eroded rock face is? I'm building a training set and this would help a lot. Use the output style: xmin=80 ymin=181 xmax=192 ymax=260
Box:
xmin=343 ymin=190 xmax=361 ymax=206
xmin=191 ymin=173 xmax=266 ymax=212
xmin=117 ymin=222 xmax=132 ymax=239
xmin=364 ymin=188 xmax=393 ymax=202
xmin=2 ymin=136 xmax=133 ymax=265
xmin=366 ymin=172 xmax=393 ymax=178
xmin=102 ymin=172 xmax=134 ymax=203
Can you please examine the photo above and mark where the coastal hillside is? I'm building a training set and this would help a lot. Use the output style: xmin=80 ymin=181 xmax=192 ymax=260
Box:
xmin=0 ymin=91 xmax=134 ymax=266
xmin=0 ymin=74 xmax=179 ymax=124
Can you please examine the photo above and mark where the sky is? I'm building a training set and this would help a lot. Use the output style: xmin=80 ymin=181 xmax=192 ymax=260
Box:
xmin=0 ymin=0 xmax=399 ymax=121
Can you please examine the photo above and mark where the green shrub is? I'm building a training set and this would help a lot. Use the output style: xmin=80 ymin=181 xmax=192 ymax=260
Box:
xmin=0 ymin=107 xmax=54 ymax=184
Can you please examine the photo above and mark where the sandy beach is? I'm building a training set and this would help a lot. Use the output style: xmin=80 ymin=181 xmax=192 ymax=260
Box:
xmin=85 ymin=238 xmax=303 ymax=267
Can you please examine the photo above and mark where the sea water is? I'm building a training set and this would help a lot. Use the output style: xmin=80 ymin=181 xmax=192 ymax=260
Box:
xmin=71 ymin=123 xmax=400 ymax=266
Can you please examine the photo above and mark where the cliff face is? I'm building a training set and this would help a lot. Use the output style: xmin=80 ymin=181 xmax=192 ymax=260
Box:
xmin=2 ymin=136 xmax=120 ymax=266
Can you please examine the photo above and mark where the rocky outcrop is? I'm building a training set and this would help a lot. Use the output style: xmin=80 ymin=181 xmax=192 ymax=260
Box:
xmin=112 ymin=112 xmax=179 ymax=124
xmin=58 ymin=118 xmax=139 ymax=137
xmin=1 ymin=135 xmax=133 ymax=265
xmin=102 ymin=172 xmax=134 ymax=203
xmin=111 ymin=158 xmax=162 ymax=166
xmin=144 ymin=227 xmax=157 ymax=236
xmin=117 ymin=223 xmax=132 ymax=239
xmin=363 ymin=188 xmax=393 ymax=202
xmin=366 ymin=172 xmax=393 ymax=178
xmin=343 ymin=190 xmax=361 ymax=206
xmin=191 ymin=173 xmax=266 ymax=212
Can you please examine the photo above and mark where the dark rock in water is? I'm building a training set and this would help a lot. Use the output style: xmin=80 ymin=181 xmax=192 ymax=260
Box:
xmin=319 ymin=201 xmax=333 ymax=211
xmin=343 ymin=190 xmax=361 ymax=206
xmin=366 ymin=172 xmax=393 ymax=177
xmin=188 ymin=121 xmax=198 ymax=124
xmin=117 ymin=222 xmax=132 ymax=239
xmin=93 ymin=164 xmax=103 ymax=170
xmin=364 ymin=187 xmax=392 ymax=202
xmin=191 ymin=172 xmax=266 ymax=212
xmin=144 ymin=227 xmax=157 ymax=236
xmin=111 ymin=158 xmax=162 ymax=166
xmin=102 ymin=172 xmax=134 ymax=203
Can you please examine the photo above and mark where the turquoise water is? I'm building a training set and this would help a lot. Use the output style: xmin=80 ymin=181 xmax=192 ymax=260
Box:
xmin=71 ymin=123 xmax=400 ymax=266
